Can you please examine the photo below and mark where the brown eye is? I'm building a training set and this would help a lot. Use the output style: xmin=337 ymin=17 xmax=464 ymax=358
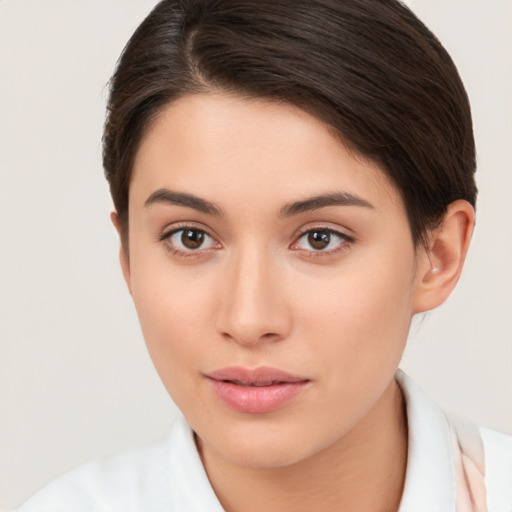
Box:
xmin=164 ymin=228 xmax=217 ymax=253
xmin=294 ymin=228 xmax=350 ymax=254
xmin=308 ymin=231 xmax=331 ymax=250
xmin=181 ymin=229 xmax=205 ymax=249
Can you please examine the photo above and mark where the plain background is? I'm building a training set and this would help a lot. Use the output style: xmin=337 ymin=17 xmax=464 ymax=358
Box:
xmin=0 ymin=0 xmax=511 ymax=508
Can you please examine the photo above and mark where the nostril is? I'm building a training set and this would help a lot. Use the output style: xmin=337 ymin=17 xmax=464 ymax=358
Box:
xmin=261 ymin=332 xmax=280 ymax=341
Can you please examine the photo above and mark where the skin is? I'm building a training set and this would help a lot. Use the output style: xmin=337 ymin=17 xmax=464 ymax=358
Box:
xmin=113 ymin=92 xmax=474 ymax=512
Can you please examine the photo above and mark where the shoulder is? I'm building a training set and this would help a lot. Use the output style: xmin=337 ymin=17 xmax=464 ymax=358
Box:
xmin=15 ymin=416 xmax=224 ymax=512
xmin=479 ymin=425 xmax=512 ymax=509
xmin=396 ymin=370 xmax=511 ymax=511
xmin=16 ymin=433 xmax=174 ymax=512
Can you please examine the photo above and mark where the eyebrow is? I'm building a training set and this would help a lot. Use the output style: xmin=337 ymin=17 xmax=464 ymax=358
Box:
xmin=144 ymin=188 xmax=374 ymax=218
xmin=279 ymin=192 xmax=374 ymax=217
xmin=144 ymin=188 xmax=223 ymax=216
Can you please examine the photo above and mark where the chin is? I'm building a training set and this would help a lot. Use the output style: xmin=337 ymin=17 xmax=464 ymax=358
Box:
xmin=216 ymin=438 xmax=311 ymax=469
xmin=196 ymin=415 xmax=333 ymax=470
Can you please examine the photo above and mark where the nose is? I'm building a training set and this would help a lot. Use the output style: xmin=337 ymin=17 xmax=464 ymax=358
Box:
xmin=215 ymin=245 xmax=292 ymax=346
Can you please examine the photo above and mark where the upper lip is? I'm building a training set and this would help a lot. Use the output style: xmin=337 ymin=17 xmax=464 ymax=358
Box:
xmin=205 ymin=366 xmax=310 ymax=385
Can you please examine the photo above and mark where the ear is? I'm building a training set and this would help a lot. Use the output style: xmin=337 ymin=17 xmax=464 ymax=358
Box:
xmin=110 ymin=210 xmax=132 ymax=296
xmin=413 ymin=200 xmax=475 ymax=313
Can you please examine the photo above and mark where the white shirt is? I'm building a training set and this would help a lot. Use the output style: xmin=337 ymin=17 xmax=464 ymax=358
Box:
xmin=16 ymin=371 xmax=512 ymax=511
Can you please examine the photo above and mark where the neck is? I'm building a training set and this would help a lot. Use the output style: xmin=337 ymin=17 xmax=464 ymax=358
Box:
xmin=198 ymin=376 xmax=408 ymax=512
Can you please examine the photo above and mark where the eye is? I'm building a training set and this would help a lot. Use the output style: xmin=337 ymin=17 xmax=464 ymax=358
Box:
xmin=162 ymin=227 xmax=219 ymax=254
xmin=293 ymin=228 xmax=353 ymax=254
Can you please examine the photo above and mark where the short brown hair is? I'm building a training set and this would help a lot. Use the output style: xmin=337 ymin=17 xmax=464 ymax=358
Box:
xmin=103 ymin=0 xmax=476 ymax=247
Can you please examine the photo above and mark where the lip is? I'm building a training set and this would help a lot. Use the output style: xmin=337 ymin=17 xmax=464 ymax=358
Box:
xmin=205 ymin=366 xmax=311 ymax=414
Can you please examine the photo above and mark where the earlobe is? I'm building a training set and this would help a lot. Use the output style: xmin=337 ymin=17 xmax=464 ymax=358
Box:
xmin=413 ymin=200 xmax=475 ymax=313
xmin=110 ymin=211 xmax=132 ymax=295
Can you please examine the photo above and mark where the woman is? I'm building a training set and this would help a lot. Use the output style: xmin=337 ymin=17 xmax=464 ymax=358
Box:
xmin=16 ymin=0 xmax=511 ymax=510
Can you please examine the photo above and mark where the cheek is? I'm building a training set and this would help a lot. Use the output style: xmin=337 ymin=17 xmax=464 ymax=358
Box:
xmin=129 ymin=256 xmax=216 ymax=394
xmin=286 ymin=250 xmax=415 ymax=433
xmin=295 ymin=246 xmax=416 ymax=376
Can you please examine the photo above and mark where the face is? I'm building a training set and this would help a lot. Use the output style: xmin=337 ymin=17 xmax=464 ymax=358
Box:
xmin=124 ymin=92 xmax=424 ymax=468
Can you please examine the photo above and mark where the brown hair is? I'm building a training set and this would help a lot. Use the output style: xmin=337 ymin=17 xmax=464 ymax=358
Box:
xmin=103 ymin=0 xmax=476 ymax=247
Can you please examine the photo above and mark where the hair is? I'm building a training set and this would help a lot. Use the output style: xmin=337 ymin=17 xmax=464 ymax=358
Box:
xmin=103 ymin=0 xmax=477 ymax=248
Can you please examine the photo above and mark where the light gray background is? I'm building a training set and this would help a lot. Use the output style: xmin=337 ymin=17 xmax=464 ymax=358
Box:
xmin=1 ymin=0 xmax=511 ymax=509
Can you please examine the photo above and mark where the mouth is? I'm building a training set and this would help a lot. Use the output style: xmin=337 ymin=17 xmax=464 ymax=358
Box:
xmin=205 ymin=366 xmax=311 ymax=414
xmin=225 ymin=380 xmax=291 ymax=387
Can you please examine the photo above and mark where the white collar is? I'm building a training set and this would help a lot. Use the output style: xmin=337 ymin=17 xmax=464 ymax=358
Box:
xmin=396 ymin=369 xmax=456 ymax=511
xmin=166 ymin=417 xmax=224 ymax=511
xmin=167 ymin=370 xmax=457 ymax=511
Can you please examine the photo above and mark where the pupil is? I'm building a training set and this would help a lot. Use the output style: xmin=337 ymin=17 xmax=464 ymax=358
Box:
xmin=182 ymin=230 xmax=204 ymax=249
xmin=308 ymin=231 xmax=330 ymax=250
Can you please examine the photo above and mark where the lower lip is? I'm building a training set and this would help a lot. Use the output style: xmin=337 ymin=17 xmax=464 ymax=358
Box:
xmin=207 ymin=378 xmax=309 ymax=414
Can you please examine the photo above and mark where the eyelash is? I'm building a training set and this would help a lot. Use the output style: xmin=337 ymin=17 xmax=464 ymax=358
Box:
xmin=159 ymin=223 xmax=220 ymax=258
xmin=291 ymin=226 xmax=355 ymax=259
xmin=158 ymin=224 xmax=355 ymax=259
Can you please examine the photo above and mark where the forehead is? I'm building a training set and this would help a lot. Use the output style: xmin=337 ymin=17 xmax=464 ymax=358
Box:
xmin=130 ymin=92 xmax=403 ymax=217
